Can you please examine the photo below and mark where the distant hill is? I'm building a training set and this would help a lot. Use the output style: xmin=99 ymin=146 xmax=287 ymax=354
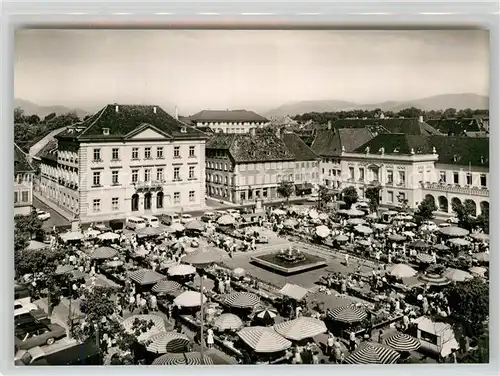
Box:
xmin=265 ymin=93 xmax=489 ymax=117
xmin=14 ymin=98 xmax=90 ymax=119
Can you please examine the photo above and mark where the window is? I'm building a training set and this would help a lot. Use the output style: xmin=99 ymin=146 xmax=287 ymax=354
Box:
xmin=112 ymin=197 xmax=119 ymax=211
xmin=132 ymin=169 xmax=139 ymax=183
xmin=322 ymin=168 xmax=325 ymax=175
xmin=14 ymin=192 xmax=18 ymax=203
xmin=420 ymin=331 xmax=439 ymax=346
xmin=277 ymin=175 xmax=281 ymax=182
xmin=189 ymin=190 xmax=195 ymax=202
xmin=349 ymin=167 xmax=355 ymax=180
xmin=189 ymin=146 xmax=195 ymax=157
xmin=480 ymin=174 xmax=487 ymax=187
xmin=22 ymin=191 xmax=29 ymax=202
xmin=174 ymin=146 xmax=180 ymax=158
xmin=398 ymin=171 xmax=405 ymax=185
xmin=93 ymin=199 xmax=101 ymax=212
xmin=144 ymin=169 xmax=151 ymax=182
xmin=112 ymin=170 xmax=119 ymax=185
xmin=387 ymin=191 xmax=394 ymax=203
xmin=174 ymin=167 xmax=180 ymax=181
xmin=112 ymin=148 xmax=119 ymax=160
xmin=93 ymin=148 xmax=101 ymax=161
xmin=359 ymin=168 xmax=365 ymax=181
xmin=439 ymin=171 xmax=446 ymax=183
xmin=132 ymin=148 xmax=139 ymax=159
xmin=157 ymin=147 xmax=164 ymax=158
xmin=189 ymin=166 xmax=195 ymax=179
xmin=398 ymin=192 xmax=406 ymax=202
xmin=156 ymin=168 xmax=164 ymax=181
xmin=92 ymin=171 xmax=101 ymax=186
xmin=144 ymin=147 xmax=151 ymax=159
xmin=174 ymin=192 xmax=180 ymax=204
xmin=453 ymin=172 xmax=459 ymax=184
xmin=466 ymin=173 xmax=472 ymax=185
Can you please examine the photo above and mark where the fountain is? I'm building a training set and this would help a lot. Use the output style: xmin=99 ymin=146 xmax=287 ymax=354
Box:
xmin=251 ymin=245 xmax=327 ymax=275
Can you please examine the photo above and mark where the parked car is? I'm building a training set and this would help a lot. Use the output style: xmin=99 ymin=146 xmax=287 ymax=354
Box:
xmin=181 ymin=214 xmax=194 ymax=224
xmin=17 ymin=340 xmax=103 ymax=366
xmin=35 ymin=209 xmax=51 ymax=221
xmin=446 ymin=217 xmax=460 ymax=224
xmin=14 ymin=301 xmax=39 ymax=318
xmin=141 ymin=215 xmax=160 ymax=228
xmin=226 ymin=209 xmax=241 ymax=218
xmin=109 ymin=219 xmax=124 ymax=232
xmin=307 ymin=193 xmax=319 ymax=202
xmin=94 ymin=222 xmax=111 ymax=232
xmin=201 ymin=212 xmax=217 ymax=222
xmin=15 ymin=323 xmax=66 ymax=350
xmin=161 ymin=213 xmax=180 ymax=226
xmin=15 ymin=309 xmax=50 ymax=329
xmin=125 ymin=216 xmax=147 ymax=230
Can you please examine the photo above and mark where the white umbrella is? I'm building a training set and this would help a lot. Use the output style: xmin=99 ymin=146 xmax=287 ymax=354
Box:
xmin=348 ymin=218 xmax=366 ymax=226
xmin=174 ymin=291 xmax=207 ymax=308
xmin=469 ymin=266 xmax=487 ymax=276
xmin=272 ymin=209 xmax=287 ymax=216
xmin=449 ymin=238 xmax=471 ymax=247
xmin=274 ymin=317 xmax=327 ymax=341
xmin=218 ymin=214 xmax=235 ymax=225
xmin=354 ymin=225 xmax=373 ymax=235
xmin=60 ymin=231 xmax=83 ymax=242
xmin=470 ymin=233 xmax=489 ymax=242
xmin=388 ymin=264 xmax=417 ymax=278
xmin=315 ymin=225 xmax=330 ymax=238
xmin=213 ymin=313 xmax=244 ymax=331
xmin=444 ymin=268 xmax=473 ymax=282
xmin=318 ymin=213 xmax=329 ymax=220
xmin=344 ymin=208 xmax=365 ymax=217
xmin=372 ymin=223 xmax=388 ymax=230
xmin=122 ymin=314 xmax=166 ymax=343
xmin=97 ymin=232 xmax=120 ymax=241
xmin=85 ymin=229 xmax=101 ymax=238
xmin=283 ymin=218 xmax=298 ymax=228
xmin=308 ymin=209 xmax=319 ymax=219
xmin=167 ymin=264 xmax=197 ymax=277
xmin=237 ymin=326 xmax=291 ymax=353
xmin=170 ymin=223 xmax=185 ymax=232
xmin=233 ymin=267 xmax=246 ymax=278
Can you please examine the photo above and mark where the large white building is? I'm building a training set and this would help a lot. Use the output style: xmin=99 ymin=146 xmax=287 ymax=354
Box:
xmin=312 ymin=124 xmax=489 ymax=215
xmin=14 ymin=143 xmax=35 ymax=216
xmin=188 ymin=109 xmax=269 ymax=134
xmin=36 ymin=104 xmax=208 ymax=222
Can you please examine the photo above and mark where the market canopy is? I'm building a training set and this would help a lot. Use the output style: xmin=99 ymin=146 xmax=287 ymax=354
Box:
xmin=184 ymin=220 xmax=205 ymax=231
xmin=354 ymin=225 xmax=373 ymax=235
xmin=473 ymin=252 xmax=489 ymax=263
xmin=255 ymin=307 xmax=278 ymax=321
xmin=439 ymin=226 xmax=469 ymax=237
xmin=418 ymin=273 xmax=450 ymax=287
xmin=213 ymin=313 xmax=244 ymax=331
xmin=444 ymin=268 xmax=473 ymax=282
xmin=327 ymin=305 xmax=367 ymax=324
xmin=283 ymin=218 xmax=298 ymax=228
xmin=152 ymin=352 xmax=213 ymax=365
xmin=237 ymin=326 xmax=292 ymax=353
xmin=280 ymin=283 xmax=309 ymax=301
xmin=315 ymin=225 xmax=330 ymax=238
xmin=136 ymin=226 xmax=164 ymax=237
xmin=26 ymin=240 xmax=49 ymax=251
xmin=340 ymin=208 xmax=365 ymax=217
xmin=55 ymin=264 xmax=74 ymax=275
xmin=272 ymin=208 xmax=287 ymax=216
xmin=388 ymin=234 xmax=406 ymax=242
xmin=387 ymin=264 xmax=417 ymax=278
xmin=433 ymin=244 xmax=450 ymax=251
xmin=218 ymin=214 xmax=235 ymax=225
xmin=347 ymin=218 xmax=366 ymax=226
xmin=128 ymin=269 xmax=166 ymax=286
xmin=181 ymin=247 xmax=223 ymax=267
xmin=372 ymin=223 xmax=388 ymax=230
xmin=232 ymin=267 xmax=246 ymax=278
xmin=273 ymin=317 xmax=327 ymax=341
xmin=170 ymin=223 xmax=185 ymax=232
xmin=223 ymin=292 xmax=260 ymax=309
xmin=174 ymin=290 xmax=206 ymax=308
xmin=383 ymin=333 xmax=421 ymax=352
xmin=145 ymin=331 xmax=190 ymax=354
xmin=344 ymin=342 xmax=400 ymax=364
xmin=335 ymin=234 xmax=349 ymax=242
xmin=469 ymin=266 xmax=487 ymax=276
xmin=410 ymin=240 xmax=430 ymax=249
xmin=60 ymin=231 xmax=83 ymax=242
xmin=90 ymin=246 xmax=118 ymax=260
xmin=97 ymin=232 xmax=120 ymax=241
xmin=416 ymin=253 xmax=434 ymax=264
xmin=470 ymin=233 xmax=489 ymax=242
xmin=167 ymin=264 xmax=197 ymax=277
xmin=152 ymin=280 xmax=182 ymax=294
xmin=449 ymin=238 xmax=471 ymax=247
xmin=122 ymin=314 xmax=166 ymax=343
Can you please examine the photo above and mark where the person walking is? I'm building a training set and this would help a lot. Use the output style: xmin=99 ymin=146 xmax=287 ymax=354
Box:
xmin=207 ymin=328 xmax=214 ymax=349
xmin=327 ymin=332 xmax=335 ymax=357
xmin=349 ymin=330 xmax=357 ymax=352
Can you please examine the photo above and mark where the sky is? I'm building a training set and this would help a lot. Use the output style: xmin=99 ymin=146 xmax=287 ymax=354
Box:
xmin=14 ymin=29 xmax=489 ymax=115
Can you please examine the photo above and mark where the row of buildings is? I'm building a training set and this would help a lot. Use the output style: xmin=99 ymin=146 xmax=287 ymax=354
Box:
xmin=16 ymin=105 xmax=489 ymax=222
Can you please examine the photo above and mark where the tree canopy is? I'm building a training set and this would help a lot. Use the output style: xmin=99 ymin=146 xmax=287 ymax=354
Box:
xmin=277 ymin=181 xmax=295 ymax=204
xmin=417 ymin=196 xmax=437 ymax=220
xmin=365 ymin=185 xmax=381 ymax=213
xmin=341 ymin=186 xmax=358 ymax=209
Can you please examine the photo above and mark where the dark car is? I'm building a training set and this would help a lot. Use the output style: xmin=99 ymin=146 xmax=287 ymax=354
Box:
xmin=15 ymin=309 xmax=50 ymax=329
xmin=15 ymin=323 xmax=66 ymax=350
xmin=30 ymin=340 xmax=103 ymax=365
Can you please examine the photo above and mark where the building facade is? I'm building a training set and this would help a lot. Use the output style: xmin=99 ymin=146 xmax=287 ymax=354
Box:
xmin=189 ymin=110 xmax=269 ymax=134
xmin=14 ymin=143 xmax=35 ymax=216
xmin=36 ymin=104 xmax=207 ymax=222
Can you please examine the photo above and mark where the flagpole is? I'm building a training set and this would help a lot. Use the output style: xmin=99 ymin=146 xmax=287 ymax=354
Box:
xmin=199 ymin=271 xmax=205 ymax=364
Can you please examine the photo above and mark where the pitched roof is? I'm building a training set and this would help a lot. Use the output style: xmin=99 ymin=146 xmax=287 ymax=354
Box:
xmin=426 ymin=118 xmax=482 ymax=134
xmin=332 ymin=118 xmax=442 ymax=136
xmin=280 ymin=132 xmax=318 ymax=161
xmin=206 ymin=133 xmax=294 ymax=163
xmin=189 ymin=109 xmax=268 ymax=123
xmin=354 ymin=134 xmax=489 ymax=167
xmin=14 ymin=143 xmax=34 ymax=173
xmin=57 ymin=104 xmax=207 ymax=141
xmin=35 ymin=139 xmax=58 ymax=162
xmin=311 ymin=128 xmax=375 ymax=157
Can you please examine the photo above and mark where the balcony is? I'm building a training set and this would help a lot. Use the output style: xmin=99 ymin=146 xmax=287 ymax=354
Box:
xmin=133 ymin=180 xmax=165 ymax=191
xmin=421 ymin=182 xmax=489 ymax=197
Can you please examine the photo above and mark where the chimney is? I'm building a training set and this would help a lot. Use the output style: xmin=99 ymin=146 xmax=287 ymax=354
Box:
xmin=153 ymin=106 xmax=157 ymax=114
xmin=250 ymin=128 xmax=256 ymax=137
xmin=115 ymin=105 xmax=119 ymax=113
xmin=175 ymin=106 xmax=179 ymax=120
xmin=327 ymin=120 xmax=332 ymax=130
xmin=418 ymin=115 xmax=424 ymax=123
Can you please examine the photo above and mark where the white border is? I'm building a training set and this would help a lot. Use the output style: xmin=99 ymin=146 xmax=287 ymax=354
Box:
xmin=1 ymin=1 xmax=498 ymax=376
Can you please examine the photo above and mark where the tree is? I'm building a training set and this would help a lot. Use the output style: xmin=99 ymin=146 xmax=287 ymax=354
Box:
xmin=365 ymin=185 xmax=381 ymax=213
xmin=277 ymin=181 xmax=295 ymax=205
xmin=417 ymin=196 xmax=437 ymax=220
xmin=443 ymin=108 xmax=457 ymax=119
xmin=398 ymin=195 xmax=410 ymax=212
xmin=397 ymin=107 xmax=422 ymax=118
xmin=14 ymin=107 xmax=25 ymax=123
xmin=341 ymin=186 xmax=358 ymax=209
xmin=15 ymin=211 xmax=44 ymax=240
xmin=452 ymin=201 xmax=475 ymax=228
xmin=318 ymin=185 xmax=333 ymax=208
xmin=477 ymin=207 xmax=489 ymax=234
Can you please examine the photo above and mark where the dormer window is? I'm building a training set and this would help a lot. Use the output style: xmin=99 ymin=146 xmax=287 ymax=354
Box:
xmin=103 ymin=128 xmax=110 ymax=136
xmin=180 ymin=127 xmax=187 ymax=133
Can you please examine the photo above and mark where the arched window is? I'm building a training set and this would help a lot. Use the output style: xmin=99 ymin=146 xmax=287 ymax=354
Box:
xmin=156 ymin=191 xmax=164 ymax=209
xmin=131 ymin=194 xmax=139 ymax=212
xmin=144 ymin=192 xmax=152 ymax=210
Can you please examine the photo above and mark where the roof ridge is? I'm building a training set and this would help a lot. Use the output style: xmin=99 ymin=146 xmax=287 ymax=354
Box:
xmin=78 ymin=105 xmax=109 ymax=137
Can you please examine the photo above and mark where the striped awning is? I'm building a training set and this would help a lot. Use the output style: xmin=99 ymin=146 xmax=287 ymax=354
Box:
xmin=128 ymin=269 xmax=166 ymax=286
xmin=327 ymin=305 xmax=367 ymax=324
xmin=279 ymin=283 xmax=309 ymax=301
xmin=122 ymin=314 xmax=166 ymax=343
xmin=152 ymin=280 xmax=182 ymax=294
xmin=416 ymin=253 xmax=433 ymax=264
xmin=145 ymin=332 xmax=191 ymax=354
xmin=213 ymin=313 xmax=244 ymax=331
xmin=90 ymin=246 xmax=118 ymax=260
xmin=255 ymin=308 xmax=278 ymax=321
xmin=344 ymin=342 xmax=400 ymax=364
xmin=383 ymin=333 xmax=421 ymax=352
xmin=274 ymin=317 xmax=327 ymax=341
xmin=237 ymin=326 xmax=291 ymax=353
xmin=152 ymin=352 xmax=213 ymax=365
xmin=224 ymin=292 xmax=260 ymax=309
